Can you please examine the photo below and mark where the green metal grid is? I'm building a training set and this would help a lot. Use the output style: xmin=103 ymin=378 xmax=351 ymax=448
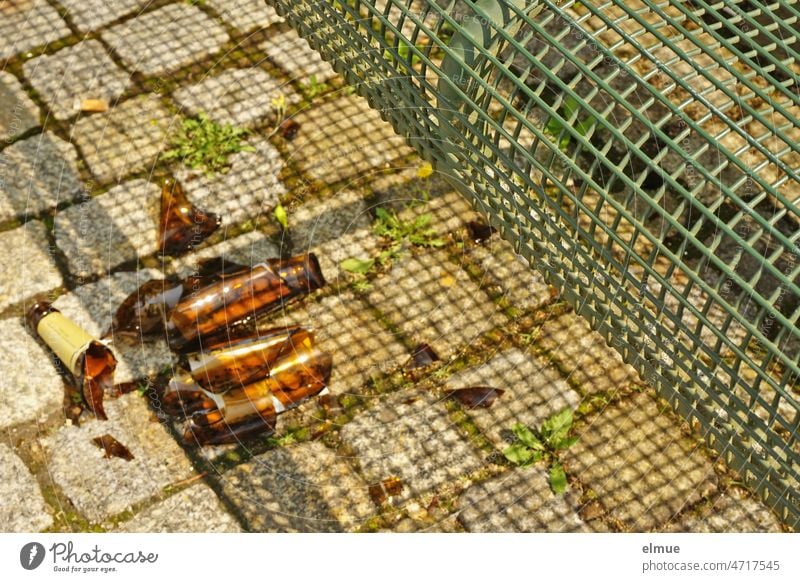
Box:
xmin=267 ymin=0 xmax=800 ymax=529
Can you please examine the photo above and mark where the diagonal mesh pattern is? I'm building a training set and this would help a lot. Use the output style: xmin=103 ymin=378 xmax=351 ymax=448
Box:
xmin=267 ymin=0 xmax=800 ymax=528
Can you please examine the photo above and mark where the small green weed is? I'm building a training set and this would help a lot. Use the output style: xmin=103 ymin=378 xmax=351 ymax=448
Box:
xmin=303 ymin=75 xmax=330 ymax=100
xmin=273 ymin=203 xmax=289 ymax=229
xmin=544 ymin=95 xmax=596 ymax=152
xmin=503 ymin=407 xmax=578 ymax=494
xmin=162 ymin=113 xmax=254 ymax=175
xmin=341 ymin=207 xmax=445 ymax=290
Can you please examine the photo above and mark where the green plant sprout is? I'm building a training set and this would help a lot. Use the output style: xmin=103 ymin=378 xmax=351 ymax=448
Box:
xmin=303 ymin=75 xmax=330 ymax=100
xmin=271 ymin=93 xmax=287 ymax=125
xmin=162 ymin=113 xmax=254 ymax=175
xmin=503 ymin=407 xmax=579 ymax=494
xmin=273 ymin=203 xmax=289 ymax=229
xmin=341 ymin=207 xmax=445 ymax=290
xmin=544 ymin=95 xmax=597 ymax=152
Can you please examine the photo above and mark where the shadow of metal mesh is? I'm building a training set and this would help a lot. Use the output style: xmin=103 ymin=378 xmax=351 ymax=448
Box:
xmin=267 ymin=0 xmax=800 ymax=528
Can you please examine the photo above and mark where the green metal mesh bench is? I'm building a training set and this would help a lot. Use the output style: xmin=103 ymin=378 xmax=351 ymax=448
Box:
xmin=267 ymin=0 xmax=800 ymax=529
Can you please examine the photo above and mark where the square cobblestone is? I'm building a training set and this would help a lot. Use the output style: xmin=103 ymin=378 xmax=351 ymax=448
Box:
xmin=0 ymin=221 xmax=63 ymax=310
xmin=275 ymin=292 xmax=408 ymax=395
xmin=207 ymin=0 xmax=283 ymax=33
xmin=445 ymin=348 xmax=580 ymax=449
xmin=290 ymin=190 xmax=379 ymax=282
xmin=340 ymin=391 xmax=485 ymax=501
xmin=0 ymin=444 xmax=52 ymax=532
xmin=102 ymin=4 xmax=229 ymax=76
xmin=467 ymin=236 xmax=553 ymax=312
xmin=168 ymin=229 xmax=281 ymax=279
xmin=173 ymin=67 xmax=298 ymax=129
xmin=54 ymin=179 xmax=161 ymax=278
xmin=58 ymin=0 xmax=152 ymax=33
xmin=175 ymin=137 xmax=285 ymax=228
xmin=0 ymin=318 xmax=65 ymax=431
xmin=220 ymin=441 xmax=374 ymax=532
xmin=563 ymin=393 xmax=718 ymax=531
xmin=0 ymin=132 xmax=84 ymax=222
xmin=24 ymin=40 xmax=132 ymax=120
xmin=0 ymin=71 xmax=40 ymax=141
xmin=286 ymin=95 xmax=412 ymax=184
xmin=537 ymin=311 xmax=641 ymax=396
xmin=42 ymin=392 xmax=194 ymax=522
xmin=367 ymin=250 xmax=506 ymax=357
xmin=71 ymin=94 xmax=174 ymax=183
xmin=457 ymin=468 xmax=589 ymax=532
xmin=664 ymin=493 xmax=784 ymax=533
xmin=0 ymin=0 xmax=70 ymax=61
xmin=260 ymin=28 xmax=337 ymax=83
xmin=51 ymin=269 xmax=175 ymax=384
xmin=397 ymin=190 xmax=481 ymax=240
xmin=117 ymin=483 xmax=241 ymax=532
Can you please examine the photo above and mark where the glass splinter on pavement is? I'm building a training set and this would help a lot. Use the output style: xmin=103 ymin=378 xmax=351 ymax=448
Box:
xmin=161 ymin=326 xmax=332 ymax=445
xmin=407 ymin=342 xmax=440 ymax=369
xmin=159 ymin=178 xmax=221 ymax=257
xmin=107 ymin=253 xmax=325 ymax=348
xmin=446 ymin=386 xmax=505 ymax=409
xmin=27 ymin=302 xmax=117 ymax=421
xmin=92 ymin=434 xmax=134 ymax=461
xmin=166 ymin=253 xmax=326 ymax=352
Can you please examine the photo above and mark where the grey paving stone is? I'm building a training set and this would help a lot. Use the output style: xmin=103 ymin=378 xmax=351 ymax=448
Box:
xmin=175 ymin=137 xmax=285 ymax=227
xmin=286 ymin=95 xmax=412 ymax=184
xmin=458 ymin=468 xmax=589 ymax=532
xmin=537 ymin=311 xmax=641 ymax=396
xmin=42 ymin=392 xmax=194 ymax=522
xmin=58 ymin=0 xmax=152 ymax=33
xmin=275 ymin=292 xmax=408 ymax=395
xmin=0 ymin=132 xmax=84 ymax=221
xmin=117 ymin=483 xmax=241 ymax=532
xmin=0 ymin=0 xmax=70 ymax=61
xmin=563 ymin=393 xmax=718 ymax=531
xmin=290 ymin=190 xmax=379 ymax=282
xmin=24 ymin=40 xmax=132 ymax=120
xmin=51 ymin=269 xmax=175 ymax=384
xmin=71 ymin=94 xmax=174 ymax=183
xmin=260 ymin=28 xmax=337 ymax=83
xmin=102 ymin=4 xmax=229 ymax=76
xmin=445 ymin=348 xmax=580 ymax=449
xmin=0 ymin=71 xmax=39 ymax=141
xmin=367 ymin=250 xmax=506 ymax=357
xmin=0 ymin=444 xmax=52 ymax=532
xmin=207 ymin=0 xmax=283 ymax=33
xmin=168 ymin=229 xmax=281 ymax=279
xmin=173 ymin=67 xmax=298 ymax=129
xmin=54 ymin=179 xmax=161 ymax=278
xmin=467 ymin=236 xmax=553 ymax=312
xmin=664 ymin=493 xmax=784 ymax=533
xmin=0 ymin=317 xmax=64 ymax=431
xmin=221 ymin=441 xmax=374 ymax=532
xmin=340 ymin=391 xmax=485 ymax=500
xmin=0 ymin=221 xmax=63 ymax=310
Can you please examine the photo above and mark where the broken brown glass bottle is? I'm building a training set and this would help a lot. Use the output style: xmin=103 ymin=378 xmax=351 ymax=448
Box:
xmin=106 ymin=278 xmax=185 ymax=338
xmin=92 ymin=434 xmax=134 ymax=461
xmin=166 ymin=253 xmax=325 ymax=352
xmin=161 ymin=326 xmax=332 ymax=445
xmin=446 ymin=386 xmax=505 ymax=409
xmin=159 ymin=178 xmax=221 ymax=256
xmin=27 ymin=302 xmax=117 ymax=420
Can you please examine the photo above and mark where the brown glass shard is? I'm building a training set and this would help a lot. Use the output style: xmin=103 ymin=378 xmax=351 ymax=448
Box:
xmin=167 ymin=254 xmax=326 ymax=352
xmin=159 ymin=178 xmax=221 ymax=257
xmin=92 ymin=434 xmax=134 ymax=461
xmin=466 ymin=220 xmax=496 ymax=243
xmin=163 ymin=326 xmax=332 ymax=445
xmin=407 ymin=342 xmax=440 ymax=369
xmin=446 ymin=386 xmax=505 ymax=409
xmin=278 ymin=119 xmax=300 ymax=140
xmin=368 ymin=476 xmax=403 ymax=504
xmin=26 ymin=302 xmax=116 ymax=421
xmin=107 ymin=279 xmax=185 ymax=339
